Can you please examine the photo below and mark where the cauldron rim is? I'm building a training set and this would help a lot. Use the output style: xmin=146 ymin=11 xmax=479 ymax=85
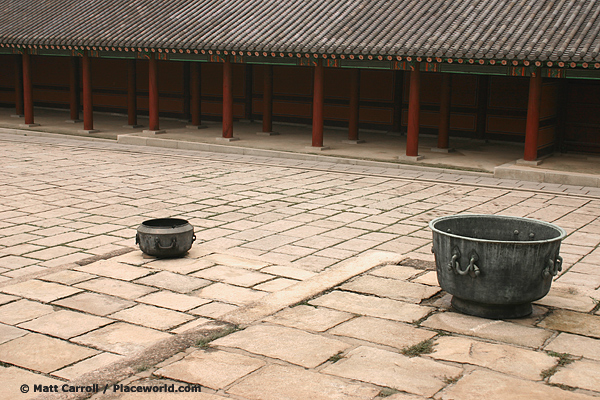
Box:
xmin=141 ymin=218 xmax=190 ymax=228
xmin=429 ymin=214 xmax=567 ymax=245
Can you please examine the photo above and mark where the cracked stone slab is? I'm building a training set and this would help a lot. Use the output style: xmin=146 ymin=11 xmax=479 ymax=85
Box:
xmin=537 ymin=309 xmax=600 ymax=339
xmin=201 ymin=253 xmax=269 ymax=270
xmin=109 ymin=304 xmax=194 ymax=331
xmin=221 ymin=251 xmax=406 ymax=326
xmin=341 ymin=275 xmax=440 ymax=303
xmin=228 ymin=364 xmax=380 ymax=400
xmin=369 ymin=264 xmax=423 ymax=280
xmin=53 ymin=352 xmax=125 ymax=380
xmin=430 ymin=336 xmax=557 ymax=381
xmin=322 ymin=346 xmax=462 ymax=398
xmin=75 ymin=277 xmax=156 ymax=300
xmin=329 ymin=316 xmax=437 ymax=350
xmin=1 ymin=279 xmax=81 ymax=302
xmin=0 ymin=367 xmax=64 ymax=400
xmin=155 ymin=349 xmax=265 ymax=389
xmin=75 ymin=260 xmax=153 ymax=281
xmin=137 ymin=291 xmax=210 ymax=312
xmin=0 ymin=299 xmax=54 ymax=324
xmin=534 ymin=283 xmax=599 ymax=312
xmin=265 ymin=305 xmax=354 ymax=332
xmin=213 ymin=324 xmax=350 ymax=368
xmin=545 ymin=332 xmax=600 ymax=361
xmin=197 ymin=283 xmax=266 ymax=306
xmin=439 ymin=369 xmax=595 ymax=400
xmin=0 ymin=333 xmax=98 ymax=373
xmin=53 ymin=292 xmax=135 ymax=316
xmin=422 ymin=312 xmax=553 ymax=348
xmin=0 ymin=323 xmax=26 ymax=345
xmin=18 ymin=309 xmax=112 ymax=339
xmin=72 ymin=322 xmax=171 ymax=355
xmin=193 ymin=265 xmax=274 ymax=287
xmin=135 ymin=271 xmax=210 ymax=293
xmin=309 ymin=291 xmax=432 ymax=323
xmin=550 ymin=359 xmax=600 ymax=392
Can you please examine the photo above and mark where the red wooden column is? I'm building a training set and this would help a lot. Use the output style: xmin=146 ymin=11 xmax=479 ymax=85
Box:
xmin=405 ymin=63 xmax=421 ymax=158
xmin=125 ymin=59 xmax=141 ymax=128
xmin=435 ymin=73 xmax=452 ymax=151
xmin=258 ymin=65 xmax=277 ymax=135
xmin=81 ymin=50 xmax=96 ymax=132
xmin=187 ymin=62 xmax=206 ymax=129
xmin=13 ymin=54 xmax=24 ymax=117
xmin=311 ymin=60 xmax=326 ymax=148
xmin=67 ymin=56 xmax=81 ymax=122
xmin=147 ymin=53 xmax=162 ymax=133
xmin=22 ymin=49 xmax=37 ymax=126
xmin=221 ymin=56 xmax=236 ymax=140
xmin=523 ymin=68 xmax=542 ymax=162
xmin=345 ymin=68 xmax=363 ymax=143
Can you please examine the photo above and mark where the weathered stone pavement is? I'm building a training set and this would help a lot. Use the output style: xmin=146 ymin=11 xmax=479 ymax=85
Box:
xmin=0 ymin=133 xmax=598 ymax=399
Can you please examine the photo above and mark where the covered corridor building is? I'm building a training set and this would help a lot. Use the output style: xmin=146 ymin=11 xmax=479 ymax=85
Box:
xmin=1 ymin=0 xmax=600 ymax=162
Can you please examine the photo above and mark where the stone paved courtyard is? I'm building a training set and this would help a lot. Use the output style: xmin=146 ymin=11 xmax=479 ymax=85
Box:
xmin=0 ymin=132 xmax=598 ymax=399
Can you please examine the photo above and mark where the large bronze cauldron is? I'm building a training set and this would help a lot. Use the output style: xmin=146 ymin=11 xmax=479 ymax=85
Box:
xmin=430 ymin=214 xmax=566 ymax=319
xmin=136 ymin=218 xmax=195 ymax=258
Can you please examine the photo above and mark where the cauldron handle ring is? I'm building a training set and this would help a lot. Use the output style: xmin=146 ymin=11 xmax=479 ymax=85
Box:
xmin=455 ymin=252 xmax=480 ymax=277
xmin=543 ymin=255 xmax=563 ymax=278
xmin=155 ymin=238 xmax=177 ymax=250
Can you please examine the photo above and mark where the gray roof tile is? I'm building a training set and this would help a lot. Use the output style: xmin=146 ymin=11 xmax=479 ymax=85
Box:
xmin=0 ymin=0 xmax=599 ymax=62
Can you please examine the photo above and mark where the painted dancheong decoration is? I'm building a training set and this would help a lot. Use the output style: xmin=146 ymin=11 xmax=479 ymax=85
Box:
xmin=429 ymin=214 xmax=566 ymax=319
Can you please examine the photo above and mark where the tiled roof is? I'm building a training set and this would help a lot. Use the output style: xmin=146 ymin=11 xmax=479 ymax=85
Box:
xmin=1 ymin=0 xmax=599 ymax=62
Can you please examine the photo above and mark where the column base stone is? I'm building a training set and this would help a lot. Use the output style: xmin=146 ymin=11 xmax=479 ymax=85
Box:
xmin=342 ymin=139 xmax=365 ymax=144
xmin=398 ymin=155 xmax=424 ymax=161
xmin=143 ymin=130 xmax=166 ymax=135
xmin=256 ymin=131 xmax=279 ymax=136
xmin=516 ymin=158 xmax=543 ymax=166
xmin=186 ymin=125 xmax=207 ymax=129
xmin=431 ymin=147 xmax=455 ymax=153
xmin=216 ymin=137 xmax=240 ymax=142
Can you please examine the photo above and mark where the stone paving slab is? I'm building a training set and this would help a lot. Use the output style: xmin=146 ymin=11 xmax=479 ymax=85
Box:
xmin=213 ymin=324 xmax=351 ymax=368
xmin=440 ymin=369 xmax=597 ymax=400
xmin=72 ymin=322 xmax=171 ymax=355
xmin=431 ymin=336 xmax=557 ymax=381
xmin=228 ymin=364 xmax=380 ymax=400
xmin=0 ymin=366 xmax=64 ymax=400
xmin=322 ymin=346 xmax=462 ymax=398
xmin=18 ymin=309 xmax=112 ymax=339
xmin=329 ymin=316 xmax=436 ymax=350
xmin=0 ymin=333 xmax=98 ymax=373
xmin=538 ymin=309 xmax=600 ymax=339
xmin=0 ymin=299 xmax=54 ymax=324
xmin=550 ymin=359 xmax=600 ymax=392
xmin=545 ymin=332 xmax=600 ymax=361
xmin=422 ymin=311 xmax=553 ymax=348
xmin=53 ymin=292 xmax=135 ymax=316
xmin=265 ymin=305 xmax=354 ymax=332
xmin=340 ymin=274 xmax=440 ymax=303
xmin=135 ymin=271 xmax=211 ymax=293
xmin=310 ymin=290 xmax=432 ymax=323
xmin=1 ymin=279 xmax=81 ymax=302
xmin=155 ymin=349 xmax=265 ymax=389
xmin=109 ymin=304 xmax=194 ymax=331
